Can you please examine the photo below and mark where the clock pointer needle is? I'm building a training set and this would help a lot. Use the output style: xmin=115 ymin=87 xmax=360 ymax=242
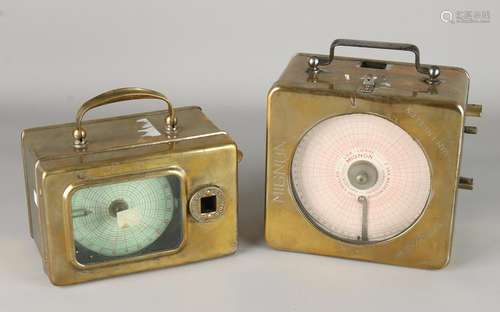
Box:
xmin=72 ymin=208 xmax=93 ymax=218
xmin=358 ymin=196 xmax=368 ymax=241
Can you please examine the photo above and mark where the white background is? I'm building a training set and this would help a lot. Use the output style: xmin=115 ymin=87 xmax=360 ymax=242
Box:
xmin=1 ymin=0 xmax=498 ymax=311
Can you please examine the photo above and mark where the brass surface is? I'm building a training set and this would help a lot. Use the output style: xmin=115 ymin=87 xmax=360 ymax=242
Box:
xmin=464 ymin=125 xmax=478 ymax=134
xmin=189 ymin=186 xmax=225 ymax=223
xmin=21 ymin=90 xmax=240 ymax=285
xmin=73 ymin=88 xmax=177 ymax=148
xmin=465 ymin=104 xmax=482 ymax=117
xmin=458 ymin=177 xmax=474 ymax=190
xmin=265 ymin=53 xmax=473 ymax=269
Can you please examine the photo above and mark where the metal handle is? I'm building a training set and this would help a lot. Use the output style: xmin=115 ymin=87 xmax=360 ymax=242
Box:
xmin=73 ymin=87 xmax=177 ymax=148
xmin=308 ymin=39 xmax=440 ymax=84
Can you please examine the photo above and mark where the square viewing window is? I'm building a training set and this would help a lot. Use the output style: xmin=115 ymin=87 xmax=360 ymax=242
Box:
xmin=71 ymin=175 xmax=183 ymax=265
xmin=201 ymin=195 xmax=217 ymax=214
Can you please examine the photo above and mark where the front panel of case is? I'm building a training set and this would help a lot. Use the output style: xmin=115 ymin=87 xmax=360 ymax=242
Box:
xmin=41 ymin=140 xmax=237 ymax=285
xmin=266 ymin=88 xmax=464 ymax=268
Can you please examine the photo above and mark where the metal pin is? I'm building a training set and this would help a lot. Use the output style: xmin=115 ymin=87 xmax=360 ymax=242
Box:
xmin=465 ymin=104 xmax=482 ymax=117
xmin=464 ymin=126 xmax=478 ymax=134
xmin=458 ymin=177 xmax=474 ymax=190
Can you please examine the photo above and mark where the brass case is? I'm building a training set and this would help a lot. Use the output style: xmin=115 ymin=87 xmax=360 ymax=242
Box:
xmin=266 ymin=52 xmax=474 ymax=269
xmin=22 ymin=99 xmax=239 ymax=285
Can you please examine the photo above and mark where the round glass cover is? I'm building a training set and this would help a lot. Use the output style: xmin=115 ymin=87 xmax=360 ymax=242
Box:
xmin=71 ymin=175 xmax=181 ymax=263
xmin=291 ymin=113 xmax=431 ymax=243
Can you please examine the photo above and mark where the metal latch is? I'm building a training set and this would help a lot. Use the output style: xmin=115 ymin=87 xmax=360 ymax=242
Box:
xmin=359 ymin=74 xmax=377 ymax=93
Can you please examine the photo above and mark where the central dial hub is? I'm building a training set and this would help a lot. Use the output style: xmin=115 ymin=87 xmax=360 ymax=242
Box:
xmin=347 ymin=160 xmax=379 ymax=190
xmin=108 ymin=199 xmax=129 ymax=217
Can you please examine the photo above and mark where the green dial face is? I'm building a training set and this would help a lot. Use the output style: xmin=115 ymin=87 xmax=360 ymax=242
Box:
xmin=71 ymin=175 xmax=182 ymax=264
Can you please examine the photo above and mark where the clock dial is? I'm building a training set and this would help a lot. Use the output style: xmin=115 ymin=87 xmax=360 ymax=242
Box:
xmin=291 ymin=113 xmax=431 ymax=243
xmin=71 ymin=175 xmax=176 ymax=259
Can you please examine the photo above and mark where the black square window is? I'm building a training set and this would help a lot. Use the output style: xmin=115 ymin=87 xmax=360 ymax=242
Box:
xmin=201 ymin=195 xmax=217 ymax=214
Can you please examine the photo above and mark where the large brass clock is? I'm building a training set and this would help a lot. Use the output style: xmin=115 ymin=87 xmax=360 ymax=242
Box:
xmin=265 ymin=39 xmax=481 ymax=268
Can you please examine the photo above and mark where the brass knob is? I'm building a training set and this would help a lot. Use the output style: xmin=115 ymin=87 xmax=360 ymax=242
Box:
xmin=73 ymin=128 xmax=87 ymax=148
xmin=464 ymin=126 xmax=478 ymax=134
xmin=458 ymin=177 xmax=474 ymax=190
xmin=465 ymin=104 xmax=482 ymax=117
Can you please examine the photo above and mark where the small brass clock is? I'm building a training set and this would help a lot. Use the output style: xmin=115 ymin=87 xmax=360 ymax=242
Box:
xmin=21 ymin=87 xmax=241 ymax=285
xmin=265 ymin=39 xmax=481 ymax=268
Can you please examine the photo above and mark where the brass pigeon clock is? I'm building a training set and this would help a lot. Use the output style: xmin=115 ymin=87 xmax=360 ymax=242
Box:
xmin=22 ymin=87 xmax=241 ymax=284
xmin=265 ymin=39 xmax=481 ymax=268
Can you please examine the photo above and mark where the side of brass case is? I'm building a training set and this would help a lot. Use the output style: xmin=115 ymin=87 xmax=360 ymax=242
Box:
xmin=265 ymin=44 xmax=475 ymax=269
xmin=22 ymin=89 xmax=239 ymax=285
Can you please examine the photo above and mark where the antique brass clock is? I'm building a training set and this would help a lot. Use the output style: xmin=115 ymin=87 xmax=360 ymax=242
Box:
xmin=265 ymin=39 xmax=481 ymax=268
xmin=22 ymin=87 xmax=241 ymax=284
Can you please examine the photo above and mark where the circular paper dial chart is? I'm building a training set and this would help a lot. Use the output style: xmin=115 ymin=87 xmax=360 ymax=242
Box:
xmin=291 ymin=113 xmax=431 ymax=243
xmin=71 ymin=176 xmax=175 ymax=257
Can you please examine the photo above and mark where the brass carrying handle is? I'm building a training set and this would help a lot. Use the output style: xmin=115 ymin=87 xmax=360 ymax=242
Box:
xmin=73 ymin=87 xmax=177 ymax=148
xmin=307 ymin=39 xmax=440 ymax=84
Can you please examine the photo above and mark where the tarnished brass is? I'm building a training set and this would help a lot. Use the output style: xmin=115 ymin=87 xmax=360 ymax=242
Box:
xmin=465 ymin=104 xmax=482 ymax=117
xmin=21 ymin=88 xmax=241 ymax=285
xmin=458 ymin=177 xmax=474 ymax=190
xmin=72 ymin=88 xmax=177 ymax=148
xmin=265 ymin=40 xmax=479 ymax=269
xmin=464 ymin=125 xmax=478 ymax=134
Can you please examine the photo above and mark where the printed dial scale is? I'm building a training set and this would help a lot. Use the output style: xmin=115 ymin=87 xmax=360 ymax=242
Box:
xmin=291 ymin=113 xmax=431 ymax=243
xmin=71 ymin=176 xmax=176 ymax=259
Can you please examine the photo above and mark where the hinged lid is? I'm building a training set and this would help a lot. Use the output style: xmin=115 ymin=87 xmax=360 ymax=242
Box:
xmin=21 ymin=88 xmax=231 ymax=165
xmin=22 ymin=107 xmax=227 ymax=161
xmin=274 ymin=39 xmax=469 ymax=107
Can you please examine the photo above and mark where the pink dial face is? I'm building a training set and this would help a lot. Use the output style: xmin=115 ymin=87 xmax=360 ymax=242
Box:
xmin=291 ymin=113 xmax=431 ymax=243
